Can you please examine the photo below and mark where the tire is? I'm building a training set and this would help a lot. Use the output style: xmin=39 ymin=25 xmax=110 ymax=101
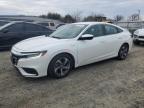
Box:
xmin=48 ymin=53 xmax=74 ymax=78
xmin=118 ymin=44 xmax=129 ymax=60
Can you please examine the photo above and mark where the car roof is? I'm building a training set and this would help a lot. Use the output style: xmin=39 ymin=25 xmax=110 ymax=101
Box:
xmin=0 ymin=21 xmax=53 ymax=31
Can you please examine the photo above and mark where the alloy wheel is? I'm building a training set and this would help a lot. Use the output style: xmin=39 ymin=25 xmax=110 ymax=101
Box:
xmin=54 ymin=57 xmax=71 ymax=77
xmin=119 ymin=45 xmax=129 ymax=59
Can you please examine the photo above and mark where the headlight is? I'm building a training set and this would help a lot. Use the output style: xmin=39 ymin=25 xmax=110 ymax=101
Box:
xmin=135 ymin=31 xmax=139 ymax=34
xmin=21 ymin=51 xmax=47 ymax=58
xmin=133 ymin=34 xmax=138 ymax=38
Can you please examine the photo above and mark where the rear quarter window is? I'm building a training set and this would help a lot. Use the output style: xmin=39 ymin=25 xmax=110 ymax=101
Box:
xmin=104 ymin=25 xmax=123 ymax=35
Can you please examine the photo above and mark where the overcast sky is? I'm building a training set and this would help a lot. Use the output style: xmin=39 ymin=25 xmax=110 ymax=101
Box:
xmin=0 ymin=0 xmax=144 ymax=18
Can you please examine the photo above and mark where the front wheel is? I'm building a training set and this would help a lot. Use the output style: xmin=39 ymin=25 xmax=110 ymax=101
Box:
xmin=118 ymin=44 xmax=129 ymax=60
xmin=48 ymin=54 xmax=74 ymax=78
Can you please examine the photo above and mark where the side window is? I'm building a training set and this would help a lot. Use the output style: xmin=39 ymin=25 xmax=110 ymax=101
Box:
xmin=5 ymin=23 xmax=24 ymax=32
xmin=83 ymin=25 xmax=104 ymax=37
xmin=38 ymin=23 xmax=49 ymax=27
xmin=24 ymin=23 xmax=43 ymax=32
xmin=41 ymin=26 xmax=50 ymax=31
xmin=104 ymin=25 xmax=122 ymax=35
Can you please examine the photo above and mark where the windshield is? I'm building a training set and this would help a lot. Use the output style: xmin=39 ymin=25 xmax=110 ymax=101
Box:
xmin=49 ymin=24 xmax=88 ymax=39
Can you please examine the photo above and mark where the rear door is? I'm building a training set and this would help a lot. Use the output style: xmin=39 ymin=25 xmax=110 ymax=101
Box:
xmin=77 ymin=24 xmax=123 ymax=66
xmin=0 ymin=23 xmax=24 ymax=48
xmin=103 ymin=24 xmax=124 ymax=55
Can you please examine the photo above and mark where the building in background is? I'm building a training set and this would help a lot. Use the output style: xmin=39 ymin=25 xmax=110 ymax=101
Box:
xmin=114 ymin=19 xmax=144 ymax=34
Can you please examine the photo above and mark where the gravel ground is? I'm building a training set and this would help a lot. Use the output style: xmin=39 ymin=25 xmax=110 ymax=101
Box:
xmin=0 ymin=44 xmax=144 ymax=108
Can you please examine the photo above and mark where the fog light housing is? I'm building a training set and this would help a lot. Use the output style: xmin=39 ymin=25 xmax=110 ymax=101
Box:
xmin=23 ymin=68 xmax=38 ymax=76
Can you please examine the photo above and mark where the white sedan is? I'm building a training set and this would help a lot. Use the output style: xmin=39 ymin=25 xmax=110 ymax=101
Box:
xmin=133 ymin=28 xmax=144 ymax=44
xmin=11 ymin=22 xmax=132 ymax=78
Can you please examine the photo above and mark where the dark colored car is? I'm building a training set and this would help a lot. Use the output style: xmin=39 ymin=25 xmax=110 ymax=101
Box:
xmin=35 ymin=22 xmax=56 ymax=30
xmin=0 ymin=22 xmax=53 ymax=49
xmin=0 ymin=20 xmax=10 ymax=27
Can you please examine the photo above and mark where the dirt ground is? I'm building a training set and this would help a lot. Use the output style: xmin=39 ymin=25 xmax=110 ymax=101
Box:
xmin=0 ymin=44 xmax=144 ymax=108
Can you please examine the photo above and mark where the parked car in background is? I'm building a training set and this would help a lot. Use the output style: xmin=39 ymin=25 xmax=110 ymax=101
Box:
xmin=35 ymin=22 xmax=56 ymax=30
xmin=56 ymin=23 xmax=65 ymax=29
xmin=11 ymin=22 xmax=132 ymax=78
xmin=0 ymin=20 xmax=10 ymax=27
xmin=0 ymin=21 xmax=53 ymax=49
xmin=133 ymin=28 xmax=144 ymax=44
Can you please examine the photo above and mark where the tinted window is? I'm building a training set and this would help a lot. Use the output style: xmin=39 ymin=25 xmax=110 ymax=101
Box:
xmin=41 ymin=26 xmax=50 ymax=31
xmin=5 ymin=23 xmax=24 ymax=32
xmin=83 ymin=25 xmax=104 ymax=37
xmin=0 ymin=21 xmax=9 ymax=26
xmin=104 ymin=25 xmax=122 ymax=35
xmin=38 ymin=23 xmax=49 ymax=26
xmin=24 ymin=23 xmax=47 ymax=32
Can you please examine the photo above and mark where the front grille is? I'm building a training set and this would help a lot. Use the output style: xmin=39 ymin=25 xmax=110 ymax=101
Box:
xmin=139 ymin=36 xmax=144 ymax=39
xmin=11 ymin=53 xmax=27 ymax=65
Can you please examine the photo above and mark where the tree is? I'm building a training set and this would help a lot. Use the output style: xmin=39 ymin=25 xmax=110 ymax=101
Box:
xmin=47 ymin=12 xmax=61 ymax=20
xmin=40 ymin=15 xmax=47 ymax=18
xmin=114 ymin=15 xmax=124 ymax=22
xmin=71 ymin=10 xmax=82 ymax=22
xmin=83 ymin=14 xmax=106 ymax=22
xmin=40 ymin=12 xmax=62 ymax=20
xmin=62 ymin=14 xmax=76 ymax=23
xmin=84 ymin=16 xmax=95 ymax=21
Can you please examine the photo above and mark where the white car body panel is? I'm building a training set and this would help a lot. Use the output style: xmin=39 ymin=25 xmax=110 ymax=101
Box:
xmin=134 ymin=28 xmax=144 ymax=41
xmin=11 ymin=22 xmax=132 ymax=78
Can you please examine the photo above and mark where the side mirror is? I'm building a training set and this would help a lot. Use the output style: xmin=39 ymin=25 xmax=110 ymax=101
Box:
xmin=78 ymin=34 xmax=94 ymax=40
xmin=2 ymin=29 xmax=9 ymax=33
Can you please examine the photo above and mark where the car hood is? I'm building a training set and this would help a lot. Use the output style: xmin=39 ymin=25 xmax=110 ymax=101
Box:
xmin=135 ymin=29 xmax=144 ymax=36
xmin=13 ymin=36 xmax=69 ymax=52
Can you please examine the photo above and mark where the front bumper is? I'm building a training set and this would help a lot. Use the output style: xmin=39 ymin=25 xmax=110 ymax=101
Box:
xmin=11 ymin=52 xmax=50 ymax=78
xmin=133 ymin=36 xmax=144 ymax=42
